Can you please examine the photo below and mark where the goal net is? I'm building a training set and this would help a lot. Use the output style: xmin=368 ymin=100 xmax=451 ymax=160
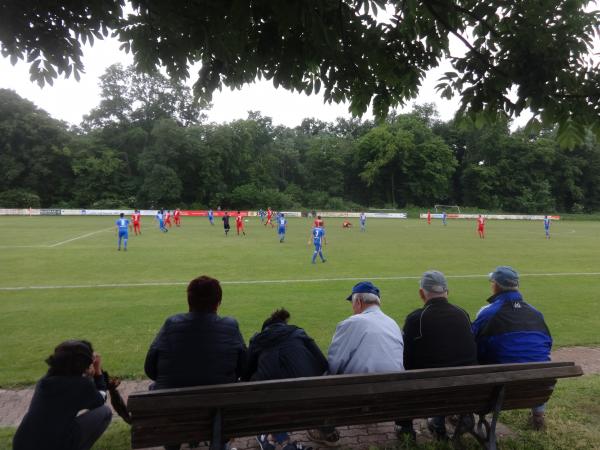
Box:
xmin=434 ymin=205 xmax=461 ymax=214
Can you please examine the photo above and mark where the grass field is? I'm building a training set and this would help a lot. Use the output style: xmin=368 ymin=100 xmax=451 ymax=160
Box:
xmin=1 ymin=215 xmax=600 ymax=386
xmin=1 ymin=214 xmax=600 ymax=449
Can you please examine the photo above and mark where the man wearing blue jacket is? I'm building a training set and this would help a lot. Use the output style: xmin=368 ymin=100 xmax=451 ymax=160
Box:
xmin=472 ymin=266 xmax=552 ymax=430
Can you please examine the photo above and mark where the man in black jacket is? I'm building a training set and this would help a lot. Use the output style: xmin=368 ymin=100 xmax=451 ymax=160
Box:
xmin=397 ymin=270 xmax=477 ymax=441
xmin=145 ymin=275 xmax=247 ymax=450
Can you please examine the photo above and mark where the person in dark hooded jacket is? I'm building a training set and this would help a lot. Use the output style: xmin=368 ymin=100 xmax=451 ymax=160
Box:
xmin=246 ymin=309 xmax=327 ymax=450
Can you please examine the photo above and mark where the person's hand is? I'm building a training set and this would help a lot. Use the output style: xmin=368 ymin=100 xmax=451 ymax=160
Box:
xmin=92 ymin=353 xmax=103 ymax=376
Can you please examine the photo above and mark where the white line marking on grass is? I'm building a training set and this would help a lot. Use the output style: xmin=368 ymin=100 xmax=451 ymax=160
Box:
xmin=1 ymin=272 xmax=600 ymax=291
xmin=47 ymin=227 xmax=113 ymax=247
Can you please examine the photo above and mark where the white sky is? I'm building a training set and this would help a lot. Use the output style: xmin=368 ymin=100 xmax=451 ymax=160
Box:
xmin=0 ymin=33 xmax=470 ymax=128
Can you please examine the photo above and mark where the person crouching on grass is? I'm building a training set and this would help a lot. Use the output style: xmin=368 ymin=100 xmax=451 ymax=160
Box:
xmin=13 ymin=340 xmax=112 ymax=450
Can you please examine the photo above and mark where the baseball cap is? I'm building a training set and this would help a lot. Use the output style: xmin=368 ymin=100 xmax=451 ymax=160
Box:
xmin=489 ymin=266 xmax=519 ymax=288
xmin=346 ymin=281 xmax=380 ymax=301
xmin=420 ymin=270 xmax=448 ymax=293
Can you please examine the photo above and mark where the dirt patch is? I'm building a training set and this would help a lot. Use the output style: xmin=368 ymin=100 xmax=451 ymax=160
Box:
xmin=552 ymin=346 xmax=600 ymax=374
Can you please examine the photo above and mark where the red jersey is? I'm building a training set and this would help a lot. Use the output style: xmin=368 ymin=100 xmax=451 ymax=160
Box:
xmin=174 ymin=210 xmax=180 ymax=218
xmin=477 ymin=217 xmax=485 ymax=227
xmin=236 ymin=215 xmax=243 ymax=226
xmin=267 ymin=210 xmax=272 ymax=219
xmin=132 ymin=213 xmax=141 ymax=224
xmin=165 ymin=212 xmax=171 ymax=220
xmin=314 ymin=219 xmax=324 ymax=227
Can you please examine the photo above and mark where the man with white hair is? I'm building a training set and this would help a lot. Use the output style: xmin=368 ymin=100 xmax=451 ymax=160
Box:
xmin=328 ymin=281 xmax=404 ymax=375
xmin=472 ymin=266 xmax=552 ymax=430
xmin=308 ymin=281 xmax=404 ymax=446
xmin=397 ymin=270 xmax=477 ymax=441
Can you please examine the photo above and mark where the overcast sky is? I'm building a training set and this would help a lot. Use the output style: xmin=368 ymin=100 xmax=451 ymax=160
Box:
xmin=0 ymin=29 xmax=474 ymax=128
xmin=0 ymin=27 xmax=565 ymax=129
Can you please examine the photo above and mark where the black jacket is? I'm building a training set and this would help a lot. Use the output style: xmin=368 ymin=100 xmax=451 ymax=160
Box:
xmin=244 ymin=322 xmax=328 ymax=381
xmin=13 ymin=374 xmax=107 ymax=450
xmin=145 ymin=312 xmax=247 ymax=389
xmin=403 ymin=297 xmax=477 ymax=370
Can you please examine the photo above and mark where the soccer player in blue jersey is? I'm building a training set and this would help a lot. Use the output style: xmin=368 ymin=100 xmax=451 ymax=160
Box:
xmin=277 ymin=213 xmax=287 ymax=243
xmin=310 ymin=226 xmax=326 ymax=264
xmin=116 ymin=213 xmax=132 ymax=251
xmin=360 ymin=212 xmax=366 ymax=232
xmin=208 ymin=209 xmax=214 ymax=225
xmin=442 ymin=211 xmax=448 ymax=226
xmin=544 ymin=216 xmax=551 ymax=239
xmin=155 ymin=209 xmax=168 ymax=232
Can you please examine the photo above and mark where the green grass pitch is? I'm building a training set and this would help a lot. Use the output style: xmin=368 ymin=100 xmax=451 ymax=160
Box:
xmin=0 ymin=215 xmax=599 ymax=387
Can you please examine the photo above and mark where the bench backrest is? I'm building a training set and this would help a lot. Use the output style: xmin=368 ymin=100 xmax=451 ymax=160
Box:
xmin=128 ymin=361 xmax=582 ymax=448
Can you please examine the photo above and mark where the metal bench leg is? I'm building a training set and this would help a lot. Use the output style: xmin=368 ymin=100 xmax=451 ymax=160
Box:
xmin=487 ymin=386 xmax=506 ymax=450
xmin=210 ymin=408 xmax=223 ymax=450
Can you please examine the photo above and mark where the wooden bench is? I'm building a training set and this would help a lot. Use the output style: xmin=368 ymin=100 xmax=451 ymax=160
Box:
xmin=128 ymin=361 xmax=582 ymax=450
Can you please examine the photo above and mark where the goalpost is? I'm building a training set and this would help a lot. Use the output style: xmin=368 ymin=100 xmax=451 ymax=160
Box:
xmin=434 ymin=204 xmax=461 ymax=214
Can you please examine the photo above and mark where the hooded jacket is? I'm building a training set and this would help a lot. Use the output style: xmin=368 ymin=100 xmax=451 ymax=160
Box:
xmin=472 ymin=290 xmax=552 ymax=364
xmin=245 ymin=322 xmax=328 ymax=381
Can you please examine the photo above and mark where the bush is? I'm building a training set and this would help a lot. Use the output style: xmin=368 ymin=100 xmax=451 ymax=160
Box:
xmin=0 ymin=189 xmax=41 ymax=208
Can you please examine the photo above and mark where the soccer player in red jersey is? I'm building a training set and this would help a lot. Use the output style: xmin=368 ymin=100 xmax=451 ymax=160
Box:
xmin=477 ymin=215 xmax=486 ymax=239
xmin=132 ymin=209 xmax=142 ymax=235
xmin=427 ymin=210 xmax=431 ymax=225
xmin=265 ymin=207 xmax=274 ymax=228
xmin=236 ymin=211 xmax=246 ymax=236
xmin=164 ymin=210 xmax=172 ymax=228
xmin=174 ymin=208 xmax=181 ymax=227
xmin=314 ymin=215 xmax=324 ymax=228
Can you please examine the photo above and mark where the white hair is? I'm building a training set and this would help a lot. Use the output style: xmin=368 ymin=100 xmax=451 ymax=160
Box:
xmin=352 ymin=292 xmax=381 ymax=305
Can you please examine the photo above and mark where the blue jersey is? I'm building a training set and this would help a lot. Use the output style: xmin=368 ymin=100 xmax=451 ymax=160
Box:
xmin=360 ymin=214 xmax=366 ymax=224
xmin=544 ymin=218 xmax=550 ymax=229
xmin=208 ymin=209 xmax=213 ymax=218
xmin=312 ymin=227 xmax=325 ymax=245
xmin=278 ymin=217 xmax=287 ymax=231
xmin=116 ymin=218 xmax=129 ymax=233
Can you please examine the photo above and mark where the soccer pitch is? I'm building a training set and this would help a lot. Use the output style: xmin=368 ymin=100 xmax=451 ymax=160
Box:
xmin=0 ymin=215 xmax=599 ymax=387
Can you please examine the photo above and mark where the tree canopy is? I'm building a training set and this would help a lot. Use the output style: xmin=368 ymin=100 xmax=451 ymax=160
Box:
xmin=1 ymin=0 xmax=598 ymax=145
xmin=3 ymin=85 xmax=600 ymax=213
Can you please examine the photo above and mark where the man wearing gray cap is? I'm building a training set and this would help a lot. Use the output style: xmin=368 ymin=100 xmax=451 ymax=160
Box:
xmin=472 ymin=266 xmax=552 ymax=430
xmin=308 ymin=281 xmax=404 ymax=446
xmin=397 ymin=270 xmax=477 ymax=441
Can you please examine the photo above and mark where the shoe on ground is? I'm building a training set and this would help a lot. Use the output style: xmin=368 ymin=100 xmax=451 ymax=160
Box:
xmin=394 ymin=424 xmax=416 ymax=442
xmin=426 ymin=418 xmax=448 ymax=441
xmin=530 ymin=412 xmax=546 ymax=431
xmin=282 ymin=441 xmax=313 ymax=450
xmin=256 ymin=434 xmax=276 ymax=450
xmin=306 ymin=429 xmax=340 ymax=447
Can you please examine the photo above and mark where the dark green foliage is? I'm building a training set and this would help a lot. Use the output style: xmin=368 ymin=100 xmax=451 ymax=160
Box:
xmin=2 ymin=85 xmax=600 ymax=213
xmin=1 ymin=1 xmax=597 ymax=144
xmin=0 ymin=189 xmax=40 ymax=208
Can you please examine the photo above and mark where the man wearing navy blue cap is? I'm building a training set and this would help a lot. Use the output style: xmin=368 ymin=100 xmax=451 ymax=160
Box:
xmin=308 ymin=281 xmax=404 ymax=446
xmin=472 ymin=266 xmax=552 ymax=430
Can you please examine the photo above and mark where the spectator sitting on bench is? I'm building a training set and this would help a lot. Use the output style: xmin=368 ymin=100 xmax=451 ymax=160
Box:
xmin=13 ymin=340 xmax=112 ymax=450
xmin=396 ymin=270 xmax=478 ymax=441
xmin=145 ymin=275 xmax=248 ymax=450
xmin=472 ymin=266 xmax=553 ymax=430
xmin=245 ymin=308 xmax=327 ymax=450
xmin=308 ymin=281 xmax=404 ymax=446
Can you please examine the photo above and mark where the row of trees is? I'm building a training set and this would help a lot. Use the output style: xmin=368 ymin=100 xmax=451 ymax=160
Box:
xmin=1 ymin=65 xmax=600 ymax=213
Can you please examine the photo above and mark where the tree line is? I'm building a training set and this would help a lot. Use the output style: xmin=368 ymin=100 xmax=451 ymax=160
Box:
xmin=1 ymin=65 xmax=599 ymax=213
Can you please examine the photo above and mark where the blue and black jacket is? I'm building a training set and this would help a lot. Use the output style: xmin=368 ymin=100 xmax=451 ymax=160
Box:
xmin=472 ymin=290 xmax=552 ymax=364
